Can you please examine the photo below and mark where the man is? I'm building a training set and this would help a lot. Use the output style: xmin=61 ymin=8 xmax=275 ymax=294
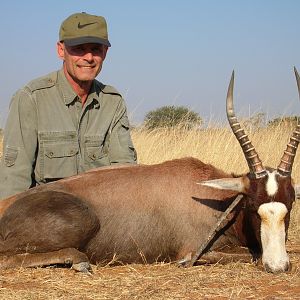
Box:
xmin=0 ymin=12 xmax=137 ymax=200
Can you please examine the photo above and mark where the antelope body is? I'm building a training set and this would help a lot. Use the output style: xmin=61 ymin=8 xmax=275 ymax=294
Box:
xmin=0 ymin=70 xmax=299 ymax=274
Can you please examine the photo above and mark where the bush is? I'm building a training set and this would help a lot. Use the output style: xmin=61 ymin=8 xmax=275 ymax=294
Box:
xmin=268 ymin=116 xmax=299 ymax=127
xmin=143 ymin=105 xmax=202 ymax=130
xmin=241 ymin=112 xmax=266 ymax=133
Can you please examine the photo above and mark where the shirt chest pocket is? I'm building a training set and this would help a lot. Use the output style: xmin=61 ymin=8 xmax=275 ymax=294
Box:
xmin=84 ymin=135 xmax=110 ymax=168
xmin=38 ymin=131 xmax=79 ymax=181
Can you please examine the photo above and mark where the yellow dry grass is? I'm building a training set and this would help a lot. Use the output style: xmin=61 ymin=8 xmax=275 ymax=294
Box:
xmin=0 ymin=123 xmax=299 ymax=299
xmin=132 ymin=123 xmax=300 ymax=180
xmin=0 ymin=258 xmax=299 ymax=299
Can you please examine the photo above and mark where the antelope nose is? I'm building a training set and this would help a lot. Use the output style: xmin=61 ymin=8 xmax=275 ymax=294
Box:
xmin=264 ymin=261 xmax=290 ymax=273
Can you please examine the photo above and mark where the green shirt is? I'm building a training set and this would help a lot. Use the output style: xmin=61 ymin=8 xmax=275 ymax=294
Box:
xmin=0 ymin=69 xmax=137 ymax=200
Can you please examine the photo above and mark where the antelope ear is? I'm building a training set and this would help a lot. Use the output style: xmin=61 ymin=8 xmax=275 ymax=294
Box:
xmin=294 ymin=184 xmax=300 ymax=200
xmin=197 ymin=177 xmax=249 ymax=193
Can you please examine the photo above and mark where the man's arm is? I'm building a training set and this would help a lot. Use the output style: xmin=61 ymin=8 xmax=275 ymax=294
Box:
xmin=108 ymin=99 xmax=137 ymax=164
xmin=0 ymin=88 xmax=38 ymax=200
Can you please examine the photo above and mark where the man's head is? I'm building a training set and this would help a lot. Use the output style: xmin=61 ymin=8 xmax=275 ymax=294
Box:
xmin=57 ymin=12 xmax=110 ymax=86
xmin=59 ymin=12 xmax=111 ymax=47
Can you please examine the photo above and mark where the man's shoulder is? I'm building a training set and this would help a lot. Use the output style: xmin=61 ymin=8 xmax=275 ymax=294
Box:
xmin=102 ymin=84 xmax=121 ymax=95
xmin=25 ymin=71 xmax=58 ymax=93
xmin=95 ymin=80 xmax=121 ymax=96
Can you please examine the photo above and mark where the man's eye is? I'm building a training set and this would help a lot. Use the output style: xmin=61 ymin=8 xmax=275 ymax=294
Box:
xmin=74 ymin=46 xmax=84 ymax=52
xmin=92 ymin=47 xmax=103 ymax=54
xmin=68 ymin=46 xmax=84 ymax=53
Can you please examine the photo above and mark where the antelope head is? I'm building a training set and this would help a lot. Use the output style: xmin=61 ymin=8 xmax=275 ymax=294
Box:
xmin=200 ymin=68 xmax=300 ymax=273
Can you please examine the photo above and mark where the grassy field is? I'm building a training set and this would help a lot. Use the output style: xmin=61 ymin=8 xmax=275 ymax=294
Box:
xmin=0 ymin=123 xmax=299 ymax=299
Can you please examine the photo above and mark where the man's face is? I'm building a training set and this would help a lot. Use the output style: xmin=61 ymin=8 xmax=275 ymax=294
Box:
xmin=57 ymin=42 xmax=108 ymax=83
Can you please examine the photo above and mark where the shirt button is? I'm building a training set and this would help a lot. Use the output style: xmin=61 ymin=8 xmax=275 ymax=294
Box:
xmin=49 ymin=152 xmax=54 ymax=157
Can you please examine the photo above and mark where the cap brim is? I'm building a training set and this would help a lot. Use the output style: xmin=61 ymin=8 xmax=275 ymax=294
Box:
xmin=63 ymin=36 xmax=111 ymax=47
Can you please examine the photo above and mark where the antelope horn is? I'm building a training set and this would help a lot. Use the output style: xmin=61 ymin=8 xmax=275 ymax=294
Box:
xmin=277 ymin=67 xmax=300 ymax=176
xmin=226 ymin=71 xmax=267 ymax=178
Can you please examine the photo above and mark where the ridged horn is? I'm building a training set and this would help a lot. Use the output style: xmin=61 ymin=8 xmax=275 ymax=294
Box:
xmin=226 ymin=71 xmax=267 ymax=178
xmin=277 ymin=67 xmax=300 ymax=176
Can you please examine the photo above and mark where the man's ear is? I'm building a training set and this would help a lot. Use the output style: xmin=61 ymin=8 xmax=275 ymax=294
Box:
xmin=56 ymin=42 xmax=65 ymax=60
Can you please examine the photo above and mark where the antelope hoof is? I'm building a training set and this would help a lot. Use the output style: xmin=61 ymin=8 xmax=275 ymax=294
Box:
xmin=176 ymin=252 xmax=193 ymax=267
xmin=71 ymin=262 xmax=93 ymax=275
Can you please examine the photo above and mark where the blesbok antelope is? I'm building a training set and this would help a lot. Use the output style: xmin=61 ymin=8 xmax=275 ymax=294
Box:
xmin=0 ymin=69 xmax=299 ymax=274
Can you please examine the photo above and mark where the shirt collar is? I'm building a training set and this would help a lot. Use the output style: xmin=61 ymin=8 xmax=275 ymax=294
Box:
xmin=57 ymin=68 xmax=101 ymax=107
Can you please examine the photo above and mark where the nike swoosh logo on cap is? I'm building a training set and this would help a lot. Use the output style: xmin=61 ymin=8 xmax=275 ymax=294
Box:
xmin=78 ymin=22 xmax=97 ymax=29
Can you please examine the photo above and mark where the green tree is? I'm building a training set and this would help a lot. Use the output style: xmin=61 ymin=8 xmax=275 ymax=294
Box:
xmin=143 ymin=105 xmax=202 ymax=130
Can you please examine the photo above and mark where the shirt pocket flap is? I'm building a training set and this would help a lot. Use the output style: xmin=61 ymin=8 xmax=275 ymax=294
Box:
xmin=45 ymin=143 xmax=78 ymax=158
xmin=86 ymin=146 xmax=106 ymax=161
xmin=4 ymin=146 xmax=19 ymax=167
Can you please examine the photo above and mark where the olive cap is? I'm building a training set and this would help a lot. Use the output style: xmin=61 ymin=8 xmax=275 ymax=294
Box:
xmin=59 ymin=12 xmax=111 ymax=47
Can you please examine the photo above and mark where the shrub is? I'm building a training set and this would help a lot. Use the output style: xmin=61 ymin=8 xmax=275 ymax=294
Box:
xmin=268 ymin=116 xmax=299 ymax=128
xmin=143 ymin=105 xmax=202 ymax=130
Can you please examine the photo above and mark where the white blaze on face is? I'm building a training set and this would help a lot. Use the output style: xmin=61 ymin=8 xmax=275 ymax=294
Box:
xmin=266 ymin=171 xmax=278 ymax=196
xmin=258 ymin=202 xmax=289 ymax=273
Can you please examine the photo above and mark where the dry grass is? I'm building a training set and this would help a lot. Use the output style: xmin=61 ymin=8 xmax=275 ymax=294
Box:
xmin=0 ymin=123 xmax=300 ymax=299
xmin=0 ymin=256 xmax=299 ymax=299
xmin=132 ymin=123 xmax=300 ymax=180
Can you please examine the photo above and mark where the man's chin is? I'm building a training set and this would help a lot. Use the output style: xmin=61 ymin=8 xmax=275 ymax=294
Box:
xmin=77 ymin=74 xmax=97 ymax=82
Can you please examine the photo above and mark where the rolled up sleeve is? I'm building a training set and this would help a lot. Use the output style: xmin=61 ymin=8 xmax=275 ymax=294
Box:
xmin=108 ymin=99 xmax=137 ymax=164
xmin=0 ymin=88 xmax=38 ymax=200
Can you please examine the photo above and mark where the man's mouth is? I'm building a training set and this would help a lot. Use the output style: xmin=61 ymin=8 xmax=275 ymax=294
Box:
xmin=78 ymin=65 xmax=95 ymax=69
